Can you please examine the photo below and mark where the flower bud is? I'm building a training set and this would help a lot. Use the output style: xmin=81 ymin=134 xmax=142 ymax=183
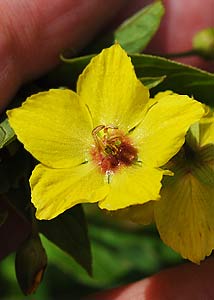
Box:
xmin=192 ymin=28 xmax=214 ymax=59
xmin=15 ymin=234 xmax=47 ymax=295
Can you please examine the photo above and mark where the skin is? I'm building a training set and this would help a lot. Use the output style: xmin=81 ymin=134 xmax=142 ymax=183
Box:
xmin=0 ymin=1 xmax=214 ymax=298
xmin=0 ymin=0 xmax=128 ymax=111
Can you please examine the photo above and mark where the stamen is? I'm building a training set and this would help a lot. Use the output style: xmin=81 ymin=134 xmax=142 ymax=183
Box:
xmin=92 ymin=125 xmax=105 ymax=151
xmin=91 ymin=125 xmax=138 ymax=173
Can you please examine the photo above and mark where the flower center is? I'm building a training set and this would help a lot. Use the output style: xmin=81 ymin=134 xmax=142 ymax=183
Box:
xmin=91 ymin=125 xmax=138 ymax=174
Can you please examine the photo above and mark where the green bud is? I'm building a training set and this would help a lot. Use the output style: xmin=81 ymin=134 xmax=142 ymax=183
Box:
xmin=192 ymin=28 xmax=214 ymax=59
xmin=15 ymin=234 xmax=47 ymax=295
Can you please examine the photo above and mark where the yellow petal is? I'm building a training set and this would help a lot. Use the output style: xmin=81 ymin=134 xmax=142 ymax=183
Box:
xmin=111 ymin=201 xmax=155 ymax=225
xmin=77 ymin=44 xmax=149 ymax=132
xmin=98 ymin=164 xmax=163 ymax=210
xmin=188 ymin=111 xmax=214 ymax=168
xmin=132 ymin=94 xmax=204 ymax=167
xmin=155 ymin=173 xmax=214 ymax=263
xmin=7 ymin=89 xmax=93 ymax=168
xmin=199 ymin=111 xmax=214 ymax=147
xmin=153 ymin=90 xmax=175 ymax=100
xmin=30 ymin=162 xmax=109 ymax=220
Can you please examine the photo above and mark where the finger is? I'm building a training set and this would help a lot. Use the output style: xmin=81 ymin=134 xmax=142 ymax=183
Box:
xmin=0 ymin=0 xmax=127 ymax=111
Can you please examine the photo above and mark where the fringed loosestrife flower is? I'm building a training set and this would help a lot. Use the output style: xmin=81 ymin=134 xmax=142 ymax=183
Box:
xmin=7 ymin=45 xmax=204 ymax=220
xmin=116 ymin=95 xmax=213 ymax=263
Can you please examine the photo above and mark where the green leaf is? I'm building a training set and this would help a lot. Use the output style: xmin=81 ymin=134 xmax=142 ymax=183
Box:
xmin=131 ymin=54 xmax=214 ymax=105
xmin=0 ymin=119 xmax=15 ymax=149
xmin=38 ymin=205 xmax=92 ymax=275
xmin=115 ymin=1 xmax=164 ymax=53
xmin=140 ymin=75 xmax=166 ymax=89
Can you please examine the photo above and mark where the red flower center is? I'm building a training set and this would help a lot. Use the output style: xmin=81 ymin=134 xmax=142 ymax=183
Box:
xmin=91 ymin=125 xmax=138 ymax=174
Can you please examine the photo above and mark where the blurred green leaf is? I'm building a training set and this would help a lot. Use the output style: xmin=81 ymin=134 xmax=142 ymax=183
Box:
xmin=140 ymin=75 xmax=166 ymax=89
xmin=0 ymin=119 xmax=15 ymax=149
xmin=39 ymin=205 xmax=92 ymax=275
xmin=41 ymin=218 xmax=182 ymax=289
xmin=115 ymin=1 xmax=164 ymax=53
xmin=88 ymin=225 xmax=160 ymax=285
xmin=87 ymin=223 xmax=181 ymax=286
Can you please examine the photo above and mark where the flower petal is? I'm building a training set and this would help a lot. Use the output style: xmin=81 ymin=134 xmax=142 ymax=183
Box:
xmin=132 ymin=94 xmax=204 ymax=167
xmin=111 ymin=201 xmax=155 ymax=225
xmin=7 ymin=89 xmax=93 ymax=168
xmin=77 ymin=44 xmax=149 ymax=132
xmin=199 ymin=111 xmax=214 ymax=147
xmin=192 ymin=163 xmax=214 ymax=186
xmin=98 ymin=164 xmax=163 ymax=210
xmin=155 ymin=174 xmax=214 ymax=263
xmin=30 ymin=162 xmax=109 ymax=220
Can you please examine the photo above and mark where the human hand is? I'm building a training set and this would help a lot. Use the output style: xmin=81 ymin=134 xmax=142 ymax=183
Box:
xmin=0 ymin=0 xmax=127 ymax=112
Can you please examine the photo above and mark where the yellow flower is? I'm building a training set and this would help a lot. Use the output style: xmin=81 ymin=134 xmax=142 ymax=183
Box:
xmin=7 ymin=45 xmax=204 ymax=220
xmin=118 ymin=105 xmax=214 ymax=263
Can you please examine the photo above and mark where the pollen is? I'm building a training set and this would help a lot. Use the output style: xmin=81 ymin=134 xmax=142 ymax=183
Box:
xmin=91 ymin=125 xmax=138 ymax=173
